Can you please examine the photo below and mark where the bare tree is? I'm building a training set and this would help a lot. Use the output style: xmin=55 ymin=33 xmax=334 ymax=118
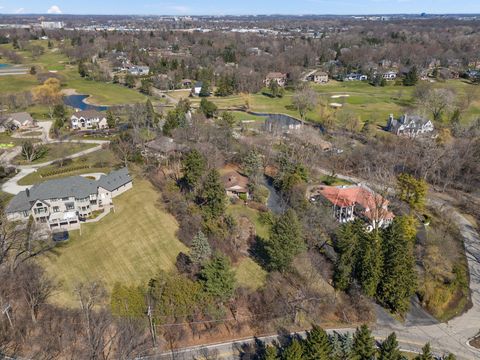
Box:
xmin=74 ymin=282 xmax=116 ymax=360
xmin=18 ymin=263 xmax=56 ymax=323
xmin=292 ymin=85 xmax=318 ymax=120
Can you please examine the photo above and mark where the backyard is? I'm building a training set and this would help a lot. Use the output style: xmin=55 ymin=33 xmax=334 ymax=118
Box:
xmin=40 ymin=178 xmax=187 ymax=306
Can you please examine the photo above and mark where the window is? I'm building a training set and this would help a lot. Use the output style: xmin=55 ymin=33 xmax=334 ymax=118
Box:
xmin=53 ymin=206 xmax=60 ymax=213
xmin=62 ymin=197 xmax=69 ymax=201
xmin=65 ymin=203 xmax=75 ymax=210
xmin=36 ymin=203 xmax=43 ymax=207
xmin=22 ymin=211 xmax=29 ymax=217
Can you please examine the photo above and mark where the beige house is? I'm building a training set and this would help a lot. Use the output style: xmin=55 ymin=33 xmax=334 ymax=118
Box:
xmin=309 ymin=70 xmax=329 ymax=84
xmin=264 ymin=72 xmax=288 ymax=87
xmin=6 ymin=168 xmax=132 ymax=230
xmin=71 ymin=110 xmax=108 ymax=130
xmin=0 ymin=112 xmax=36 ymax=132
xmin=221 ymin=170 xmax=250 ymax=199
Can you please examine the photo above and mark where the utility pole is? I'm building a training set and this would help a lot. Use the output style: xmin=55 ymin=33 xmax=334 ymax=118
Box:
xmin=147 ymin=305 xmax=156 ymax=347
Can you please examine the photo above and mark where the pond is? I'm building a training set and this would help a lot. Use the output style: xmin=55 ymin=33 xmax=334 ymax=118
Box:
xmin=0 ymin=64 xmax=11 ymax=68
xmin=63 ymin=95 xmax=109 ymax=112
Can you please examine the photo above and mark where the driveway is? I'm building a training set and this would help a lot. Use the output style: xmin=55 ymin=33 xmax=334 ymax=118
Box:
xmin=1 ymin=121 xmax=110 ymax=195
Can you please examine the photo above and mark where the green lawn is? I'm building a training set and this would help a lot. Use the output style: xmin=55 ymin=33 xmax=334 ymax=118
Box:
xmin=0 ymin=74 xmax=39 ymax=94
xmin=235 ymin=258 xmax=267 ymax=290
xmin=12 ymin=142 xmax=97 ymax=165
xmin=227 ymin=204 xmax=270 ymax=239
xmin=40 ymin=178 xmax=187 ymax=306
xmin=17 ymin=148 xmax=119 ymax=185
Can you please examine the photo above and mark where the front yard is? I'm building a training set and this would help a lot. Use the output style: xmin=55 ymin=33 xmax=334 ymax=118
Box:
xmin=12 ymin=142 xmax=97 ymax=165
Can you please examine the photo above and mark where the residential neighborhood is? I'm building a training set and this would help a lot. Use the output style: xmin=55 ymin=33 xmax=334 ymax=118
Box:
xmin=0 ymin=4 xmax=479 ymax=360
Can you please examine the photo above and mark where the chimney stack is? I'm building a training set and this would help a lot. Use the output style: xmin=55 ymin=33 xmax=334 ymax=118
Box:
xmin=26 ymin=188 xmax=30 ymax=197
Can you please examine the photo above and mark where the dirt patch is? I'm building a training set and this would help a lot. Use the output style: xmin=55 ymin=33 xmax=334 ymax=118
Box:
xmin=61 ymin=88 xmax=79 ymax=96
xmin=469 ymin=334 xmax=480 ymax=349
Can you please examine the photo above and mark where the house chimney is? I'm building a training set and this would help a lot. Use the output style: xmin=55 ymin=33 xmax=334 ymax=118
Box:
xmin=26 ymin=188 xmax=30 ymax=197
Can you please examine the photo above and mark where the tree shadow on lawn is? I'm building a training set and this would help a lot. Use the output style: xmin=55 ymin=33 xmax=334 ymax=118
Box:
xmin=248 ymin=235 xmax=270 ymax=271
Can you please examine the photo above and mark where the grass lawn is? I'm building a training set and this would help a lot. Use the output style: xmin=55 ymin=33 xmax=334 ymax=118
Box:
xmin=12 ymin=142 xmax=97 ymax=165
xmin=0 ymin=74 xmax=39 ymax=94
xmin=235 ymin=257 xmax=267 ymax=290
xmin=17 ymin=149 xmax=119 ymax=185
xmin=227 ymin=203 xmax=270 ymax=239
xmin=40 ymin=178 xmax=187 ymax=306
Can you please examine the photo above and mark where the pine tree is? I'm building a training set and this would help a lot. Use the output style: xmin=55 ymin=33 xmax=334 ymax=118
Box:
xmin=282 ymin=338 xmax=304 ymax=360
xmin=377 ymin=219 xmax=417 ymax=314
xmin=145 ymin=99 xmax=158 ymax=127
xmin=181 ymin=149 xmax=206 ymax=192
xmin=106 ymin=109 xmax=116 ymax=129
xmin=357 ymin=230 xmax=383 ymax=297
xmin=415 ymin=343 xmax=434 ymax=360
xmin=200 ymin=253 xmax=236 ymax=301
xmin=352 ymin=325 xmax=376 ymax=360
xmin=333 ymin=221 xmax=362 ymax=291
xmin=200 ymin=169 xmax=227 ymax=219
xmin=378 ymin=333 xmax=402 ymax=360
xmin=304 ymin=325 xmax=332 ymax=360
xmin=263 ymin=345 xmax=279 ymax=360
xmin=265 ymin=209 xmax=305 ymax=272
xmin=190 ymin=231 xmax=211 ymax=264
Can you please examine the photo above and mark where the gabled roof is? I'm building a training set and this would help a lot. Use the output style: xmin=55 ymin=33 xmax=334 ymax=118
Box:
xmin=221 ymin=171 xmax=249 ymax=193
xmin=266 ymin=72 xmax=287 ymax=79
xmin=98 ymin=167 xmax=132 ymax=191
xmin=145 ymin=136 xmax=186 ymax=154
xmin=8 ymin=112 xmax=34 ymax=124
xmin=6 ymin=168 xmax=131 ymax=214
xmin=71 ymin=110 xmax=105 ymax=120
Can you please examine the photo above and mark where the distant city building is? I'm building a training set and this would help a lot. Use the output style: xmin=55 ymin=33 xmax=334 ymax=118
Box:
xmin=41 ymin=21 xmax=64 ymax=29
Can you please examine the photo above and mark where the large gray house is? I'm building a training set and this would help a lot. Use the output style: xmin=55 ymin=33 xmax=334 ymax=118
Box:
xmin=386 ymin=114 xmax=434 ymax=138
xmin=6 ymin=168 xmax=132 ymax=230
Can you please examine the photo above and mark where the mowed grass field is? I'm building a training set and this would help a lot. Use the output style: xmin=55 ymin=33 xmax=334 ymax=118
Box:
xmin=12 ymin=142 xmax=97 ymax=165
xmin=0 ymin=40 xmax=148 ymax=106
xmin=40 ymin=178 xmax=187 ymax=305
xmin=168 ymin=79 xmax=480 ymax=126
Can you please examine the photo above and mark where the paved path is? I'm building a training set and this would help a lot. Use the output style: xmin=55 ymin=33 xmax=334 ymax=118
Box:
xmin=0 ymin=121 xmax=110 ymax=195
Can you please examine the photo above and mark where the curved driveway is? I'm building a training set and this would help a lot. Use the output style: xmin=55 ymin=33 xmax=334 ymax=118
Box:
xmin=1 ymin=121 xmax=110 ymax=195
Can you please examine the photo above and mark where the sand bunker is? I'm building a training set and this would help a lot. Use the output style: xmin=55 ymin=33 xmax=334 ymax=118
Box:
xmin=331 ymin=94 xmax=350 ymax=98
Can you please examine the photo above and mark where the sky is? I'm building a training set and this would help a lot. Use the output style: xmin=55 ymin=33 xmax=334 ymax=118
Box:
xmin=1 ymin=0 xmax=480 ymax=16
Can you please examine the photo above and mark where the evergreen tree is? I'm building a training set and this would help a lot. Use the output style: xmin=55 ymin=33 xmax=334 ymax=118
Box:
xmin=78 ymin=61 xmax=87 ymax=77
xmin=106 ymin=109 xmax=116 ymax=129
xmin=378 ymin=218 xmax=417 ymax=314
xmin=403 ymin=66 xmax=419 ymax=86
xmin=269 ymin=80 xmax=280 ymax=97
xmin=242 ymin=149 xmax=263 ymax=184
xmin=442 ymin=354 xmax=456 ymax=360
xmin=263 ymin=345 xmax=279 ymax=360
xmin=352 ymin=324 xmax=376 ymax=360
xmin=378 ymin=333 xmax=402 ymax=360
xmin=415 ymin=343 xmax=434 ymax=360
xmin=282 ymin=339 xmax=304 ymax=360
xmin=357 ymin=230 xmax=383 ymax=297
xmin=190 ymin=231 xmax=211 ymax=264
xmin=200 ymin=169 xmax=227 ymax=219
xmin=200 ymin=98 xmax=217 ymax=118
xmin=397 ymin=173 xmax=428 ymax=210
xmin=199 ymin=81 xmax=211 ymax=97
xmin=265 ymin=209 xmax=305 ymax=272
xmin=200 ymin=253 xmax=236 ymax=301
xmin=181 ymin=149 xmax=206 ymax=192
xmin=145 ymin=99 xmax=158 ymax=127
xmin=163 ymin=109 xmax=180 ymax=136
xmin=333 ymin=221 xmax=362 ymax=291
xmin=304 ymin=325 xmax=332 ymax=360
xmin=125 ymin=74 xmax=135 ymax=88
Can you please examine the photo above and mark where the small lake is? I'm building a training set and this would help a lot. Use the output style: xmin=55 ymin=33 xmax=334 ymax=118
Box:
xmin=0 ymin=64 xmax=11 ymax=68
xmin=63 ymin=95 xmax=109 ymax=112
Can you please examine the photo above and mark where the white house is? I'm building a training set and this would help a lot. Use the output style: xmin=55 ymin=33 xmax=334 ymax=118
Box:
xmin=309 ymin=70 xmax=329 ymax=84
xmin=6 ymin=168 xmax=132 ymax=230
xmin=71 ymin=110 xmax=108 ymax=130
xmin=192 ymin=81 xmax=203 ymax=96
xmin=128 ymin=66 xmax=150 ymax=76
xmin=382 ymin=71 xmax=397 ymax=80
xmin=386 ymin=114 xmax=435 ymax=138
